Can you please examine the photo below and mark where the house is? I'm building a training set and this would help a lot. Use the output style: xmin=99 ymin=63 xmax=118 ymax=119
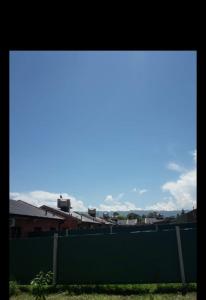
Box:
xmin=175 ymin=208 xmax=197 ymax=223
xmin=40 ymin=196 xmax=111 ymax=230
xmin=40 ymin=205 xmax=101 ymax=229
xmin=79 ymin=209 xmax=113 ymax=226
xmin=9 ymin=199 xmax=64 ymax=238
xmin=144 ymin=217 xmax=164 ymax=224
xmin=117 ymin=219 xmax=138 ymax=225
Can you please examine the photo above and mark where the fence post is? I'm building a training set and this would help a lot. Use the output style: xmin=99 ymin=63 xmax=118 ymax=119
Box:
xmin=52 ymin=233 xmax=58 ymax=285
xmin=175 ymin=226 xmax=186 ymax=284
xmin=110 ymin=225 xmax=113 ymax=234
xmin=155 ymin=224 xmax=158 ymax=232
xmin=66 ymin=229 xmax=69 ymax=237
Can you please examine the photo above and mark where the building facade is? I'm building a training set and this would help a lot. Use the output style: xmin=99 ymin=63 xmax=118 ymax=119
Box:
xmin=10 ymin=200 xmax=64 ymax=238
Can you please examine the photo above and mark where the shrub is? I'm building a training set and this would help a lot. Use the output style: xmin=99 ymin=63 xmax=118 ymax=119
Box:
xmin=30 ymin=271 xmax=53 ymax=300
xmin=155 ymin=283 xmax=196 ymax=294
xmin=9 ymin=281 xmax=20 ymax=297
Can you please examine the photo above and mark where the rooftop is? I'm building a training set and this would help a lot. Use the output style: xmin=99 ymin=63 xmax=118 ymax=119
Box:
xmin=10 ymin=200 xmax=64 ymax=220
xmin=40 ymin=205 xmax=101 ymax=224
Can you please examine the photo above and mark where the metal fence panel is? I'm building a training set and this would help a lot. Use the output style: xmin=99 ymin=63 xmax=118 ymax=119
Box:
xmin=57 ymin=230 xmax=181 ymax=284
xmin=10 ymin=229 xmax=196 ymax=284
xmin=180 ymin=229 xmax=196 ymax=282
xmin=10 ymin=237 xmax=53 ymax=284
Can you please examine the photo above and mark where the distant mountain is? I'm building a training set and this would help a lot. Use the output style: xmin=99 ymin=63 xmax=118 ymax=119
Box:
xmin=94 ymin=210 xmax=189 ymax=218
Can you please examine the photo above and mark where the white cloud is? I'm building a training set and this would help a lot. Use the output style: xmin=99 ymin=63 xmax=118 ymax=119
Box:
xmin=193 ymin=150 xmax=197 ymax=162
xmin=161 ymin=150 xmax=196 ymax=210
xmin=167 ymin=162 xmax=186 ymax=173
xmin=146 ymin=199 xmax=177 ymax=211
xmin=104 ymin=195 xmax=114 ymax=202
xmin=98 ymin=194 xmax=141 ymax=211
xmin=162 ymin=168 xmax=196 ymax=209
xmin=10 ymin=190 xmax=87 ymax=211
xmin=10 ymin=150 xmax=196 ymax=213
xmin=139 ymin=189 xmax=148 ymax=195
xmin=99 ymin=202 xmax=141 ymax=211
xmin=132 ymin=188 xmax=148 ymax=195
xmin=145 ymin=150 xmax=197 ymax=211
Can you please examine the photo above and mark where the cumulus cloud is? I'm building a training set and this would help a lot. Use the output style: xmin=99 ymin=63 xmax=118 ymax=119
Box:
xmin=162 ymin=150 xmax=197 ymax=209
xmin=162 ymin=168 xmax=196 ymax=209
xmin=167 ymin=162 xmax=186 ymax=173
xmin=10 ymin=190 xmax=87 ymax=211
xmin=138 ymin=158 xmax=196 ymax=210
xmin=98 ymin=194 xmax=141 ymax=211
xmin=10 ymin=150 xmax=196 ymax=212
xmin=146 ymin=198 xmax=177 ymax=211
xmin=104 ymin=195 xmax=114 ymax=202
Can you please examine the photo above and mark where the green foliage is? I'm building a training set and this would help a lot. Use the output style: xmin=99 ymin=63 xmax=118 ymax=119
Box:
xmin=27 ymin=283 xmax=197 ymax=295
xmin=9 ymin=280 xmax=20 ymax=297
xmin=127 ymin=213 xmax=140 ymax=220
xmin=113 ymin=212 xmax=119 ymax=218
xmin=155 ymin=283 xmax=196 ymax=294
xmin=7 ymin=292 xmax=197 ymax=299
xmin=14 ymin=283 xmax=197 ymax=297
xmin=147 ymin=212 xmax=158 ymax=218
xmin=30 ymin=271 xmax=53 ymax=300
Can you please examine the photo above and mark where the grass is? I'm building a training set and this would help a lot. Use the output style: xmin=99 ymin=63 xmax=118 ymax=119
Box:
xmin=10 ymin=292 xmax=197 ymax=299
xmin=9 ymin=283 xmax=197 ymax=300
xmin=16 ymin=283 xmax=197 ymax=295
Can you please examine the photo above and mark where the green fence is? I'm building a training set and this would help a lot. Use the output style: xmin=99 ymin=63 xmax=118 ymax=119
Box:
xmin=10 ymin=237 xmax=53 ymax=284
xmin=10 ymin=228 xmax=196 ymax=284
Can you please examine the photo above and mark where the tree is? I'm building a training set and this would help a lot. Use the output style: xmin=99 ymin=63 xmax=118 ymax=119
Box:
xmin=127 ymin=213 xmax=138 ymax=220
xmin=147 ymin=211 xmax=158 ymax=218
xmin=127 ymin=213 xmax=141 ymax=222
xmin=117 ymin=215 xmax=127 ymax=220
xmin=113 ymin=212 xmax=119 ymax=218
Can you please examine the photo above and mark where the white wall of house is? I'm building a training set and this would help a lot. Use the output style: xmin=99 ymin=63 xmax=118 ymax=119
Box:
xmin=117 ymin=219 xmax=137 ymax=225
xmin=144 ymin=218 xmax=163 ymax=224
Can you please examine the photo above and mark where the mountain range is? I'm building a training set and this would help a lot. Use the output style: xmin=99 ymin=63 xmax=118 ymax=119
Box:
xmin=94 ymin=210 xmax=188 ymax=218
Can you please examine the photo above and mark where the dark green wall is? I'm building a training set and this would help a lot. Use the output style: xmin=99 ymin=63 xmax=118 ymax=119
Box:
xmin=10 ymin=237 xmax=53 ymax=284
xmin=181 ymin=229 xmax=197 ymax=282
xmin=57 ymin=231 xmax=181 ymax=284
xmin=10 ymin=229 xmax=196 ymax=284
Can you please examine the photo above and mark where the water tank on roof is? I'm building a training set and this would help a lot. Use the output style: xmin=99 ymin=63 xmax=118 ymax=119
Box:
xmin=88 ymin=208 xmax=96 ymax=217
xmin=57 ymin=196 xmax=72 ymax=212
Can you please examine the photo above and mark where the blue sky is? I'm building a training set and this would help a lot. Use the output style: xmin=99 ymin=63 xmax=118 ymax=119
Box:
xmin=10 ymin=51 xmax=196 ymax=211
